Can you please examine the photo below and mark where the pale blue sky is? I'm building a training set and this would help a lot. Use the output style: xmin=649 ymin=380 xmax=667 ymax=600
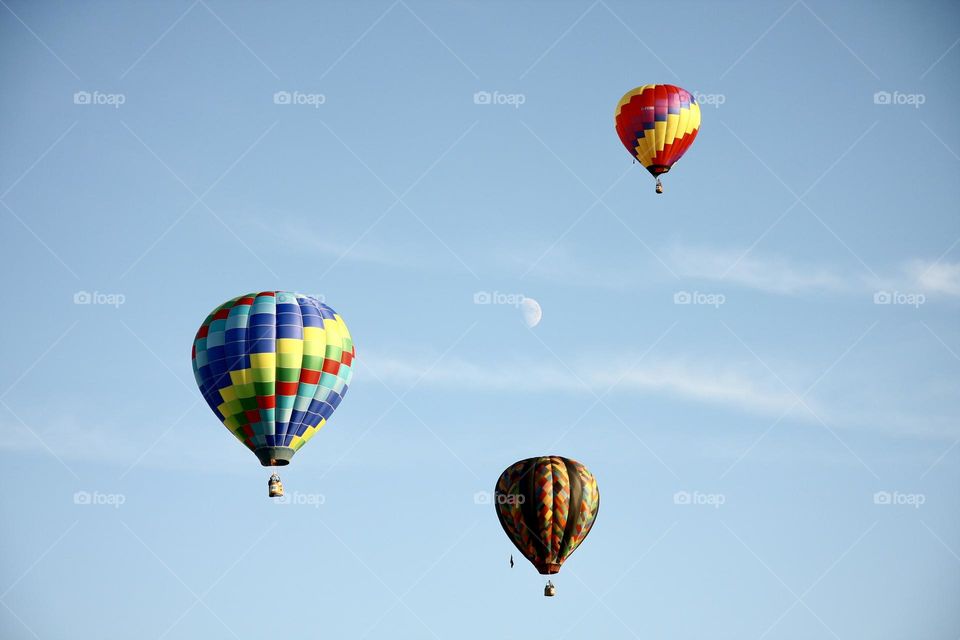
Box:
xmin=2 ymin=1 xmax=959 ymax=638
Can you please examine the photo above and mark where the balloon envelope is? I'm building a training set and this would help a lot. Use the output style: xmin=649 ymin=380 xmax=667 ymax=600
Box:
xmin=494 ymin=456 xmax=599 ymax=574
xmin=191 ymin=291 xmax=355 ymax=466
xmin=615 ymin=84 xmax=700 ymax=178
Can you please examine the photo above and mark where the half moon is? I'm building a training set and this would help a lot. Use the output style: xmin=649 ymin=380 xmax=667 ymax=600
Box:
xmin=521 ymin=297 xmax=542 ymax=328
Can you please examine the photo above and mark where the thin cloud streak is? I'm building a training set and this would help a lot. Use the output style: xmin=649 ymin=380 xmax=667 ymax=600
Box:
xmin=365 ymin=352 xmax=959 ymax=440
xmin=668 ymin=245 xmax=960 ymax=298
xmin=368 ymin=352 xmax=813 ymax=418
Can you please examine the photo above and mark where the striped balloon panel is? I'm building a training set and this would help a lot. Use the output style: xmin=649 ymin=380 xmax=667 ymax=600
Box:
xmin=494 ymin=456 xmax=599 ymax=574
xmin=615 ymin=84 xmax=701 ymax=176
xmin=192 ymin=291 xmax=354 ymax=456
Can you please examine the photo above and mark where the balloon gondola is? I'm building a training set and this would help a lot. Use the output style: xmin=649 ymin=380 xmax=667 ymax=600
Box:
xmin=191 ymin=291 xmax=355 ymax=497
xmin=544 ymin=580 xmax=556 ymax=597
xmin=268 ymin=472 xmax=284 ymax=498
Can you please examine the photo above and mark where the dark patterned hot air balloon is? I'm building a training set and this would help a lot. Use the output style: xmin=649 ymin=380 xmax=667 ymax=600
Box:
xmin=191 ymin=291 xmax=355 ymax=496
xmin=615 ymin=83 xmax=701 ymax=193
xmin=494 ymin=456 xmax=599 ymax=595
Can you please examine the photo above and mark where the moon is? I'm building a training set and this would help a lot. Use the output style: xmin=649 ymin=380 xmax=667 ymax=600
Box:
xmin=521 ymin=297 xmax=542 ymax=328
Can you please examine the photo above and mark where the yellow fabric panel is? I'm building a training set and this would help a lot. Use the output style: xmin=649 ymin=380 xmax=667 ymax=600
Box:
xmin=218 ymin=398 xmax=243 ymax=418
xmin=323 ymin=317 xmax=343 ymax=346
xmin=219 ymin=386 xmax=238 ymax=403
xmin=675 ymin=104 xmax=690 ymax=149
xmin=277 ymin=338 xmax=303 ymax=369
xmin=277 ymin=338 xmax=303 ymax=355
xmin=654 ymin=121 xmax=667 ymax=152
xmin=685 ymin=102 xmax=701 ymax=136
xmin=634 ymin=130 xmax=656 ymax=167
xmin=664 ymin=113 xmax=680 ymax=148
xmin=229 ymin=368 xmax=252 ymax=387
xmin=250 ymin=352 xmax=275 ymax=369
xmin=334 ymin=314 xmax=353 ymax=345
xmin=303 ymin=326 xmax=326 ymax=355
xmin=637 ymin=140 xmax=650 ymax=166
xmin=278 ymin=351 xmax=302 ymax=369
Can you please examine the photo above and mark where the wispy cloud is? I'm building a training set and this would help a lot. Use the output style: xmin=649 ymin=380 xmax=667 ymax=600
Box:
xmin=246 ymin=211 xmax=426 ymax=268
xmin=667 ymin=245 xmax=960 ymax=299
xmin=666 ymin=245 xmax=852 ymax=294
xmin=363 ymin=351 xmax=960 ymax=440
xmin=501 ymin=243 xmax=638 ymax=289
xmin=497 ymin=240 xmax=960 ymax=300
xmin=0 ymin=411 xmax=248 ymax=474
xmin=905 ymin=259 xmax=960 ymax=296
xmin=365 ymin=352 xmax=814 ymax=419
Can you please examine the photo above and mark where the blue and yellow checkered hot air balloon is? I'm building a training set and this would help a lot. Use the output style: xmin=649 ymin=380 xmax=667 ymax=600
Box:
xmin=191 ymin=292 xmax=355 ymax=496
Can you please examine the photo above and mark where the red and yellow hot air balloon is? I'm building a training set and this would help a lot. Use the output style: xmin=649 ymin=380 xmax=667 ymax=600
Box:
xmin=615 ymin=84 xmax=701 ymax=194
xmin=494 ymin=456 xmax=599 ymax=596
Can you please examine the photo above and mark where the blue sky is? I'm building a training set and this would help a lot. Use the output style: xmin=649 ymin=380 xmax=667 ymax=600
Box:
xmin=2 ymin=1 xmax=959 ymax=638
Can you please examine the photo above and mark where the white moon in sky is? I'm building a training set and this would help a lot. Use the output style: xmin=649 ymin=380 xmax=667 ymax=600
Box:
xmin=521 ymin=297 xmax=542 ymax=328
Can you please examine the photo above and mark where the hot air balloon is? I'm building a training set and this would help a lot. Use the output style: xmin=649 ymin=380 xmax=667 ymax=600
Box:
xmin=494 ymin=456 xmax=599 ymax=596
xmin=191 ymin=291 xmax=355 ymax=496
xmin=615 ymin=84 xmax=701 ymax=194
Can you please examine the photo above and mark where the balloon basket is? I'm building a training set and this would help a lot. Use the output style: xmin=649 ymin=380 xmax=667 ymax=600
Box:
xmin=544 ymin=581 xmax=556 ymax=597
xmin=268 ymin=473 xmax=284 ymax=498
